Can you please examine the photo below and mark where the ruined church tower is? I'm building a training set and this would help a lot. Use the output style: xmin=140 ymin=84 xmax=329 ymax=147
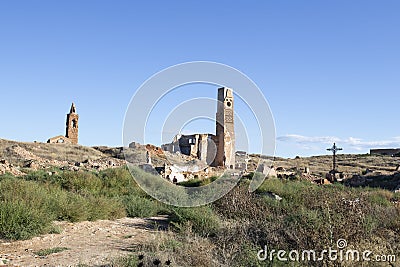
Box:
xmin=66 ymin=103 xmax=79 ymax=144
xmin=214 ymin=87 xmax=235 ymax=168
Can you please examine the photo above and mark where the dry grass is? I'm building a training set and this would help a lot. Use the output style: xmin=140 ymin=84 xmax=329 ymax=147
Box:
xmin=114 ymin=228 xmax=219 ymax=267
xmin=249 ymin=153 xmax=399 ymax=177
xmin=0 ymin=138 xmax=107 ymax=166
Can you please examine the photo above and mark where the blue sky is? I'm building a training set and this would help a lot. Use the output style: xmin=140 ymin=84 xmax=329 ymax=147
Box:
xmin=1 ymin=1 xmax=399 ymax=158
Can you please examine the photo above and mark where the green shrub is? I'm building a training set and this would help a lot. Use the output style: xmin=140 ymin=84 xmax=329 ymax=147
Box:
xmin=213 ymin=183 xmax=269 ymax=220
xmin=24 ymin=169 xmax=57 ymax=183
xmin=0 ymin=178 xmax=59 ymax=240
xmin=86 ymin=196 xmax=126 ymax=220
xmin=0 ymin=178 xmax=53 ymax=210
xmin=49 ymin=189 xmax=126 ymax=222
xmin=256 ymin=178 xmax=314 ymax=204
xmin=0 ymin=171 xmax=129 ymax=240
xmin=122 ymin=195 xmax=165 ymax=218
xmin=112 ymin=254 xmax=139 ymax=267
xmin=233 ymin=243 xmax=264 ymax=267
xmin=60 ymin=171 xmax=103 ymax=195
xmin=35 ymin=247 xmax=69 ymax=256
xmin=367 ymin=190 xmax=393 ymax=207
xmin=54 ymin=193 xmax=90 ymax=222
xmin=0 ymin=172 xmax=15 ymax=181
xmin=177 ymin=176 xmax=218 ymax=187
xmin=100 ymin=167 xmax=145 ymax=197
xmin=170 ymin=206 xmax=220 ymax=237
xmin=362 ymin=214 xmax=379 ymax=234
xmin=0 ymin=201 xmax=51 ymax=240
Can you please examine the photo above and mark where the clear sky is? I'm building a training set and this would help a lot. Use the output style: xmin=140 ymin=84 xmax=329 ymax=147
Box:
xmin=1 ymin=1 xmax=399 ymax=158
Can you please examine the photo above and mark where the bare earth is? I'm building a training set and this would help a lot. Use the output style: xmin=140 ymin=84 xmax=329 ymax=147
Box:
xmin=0 ymin=217 xmax=162 ymax=267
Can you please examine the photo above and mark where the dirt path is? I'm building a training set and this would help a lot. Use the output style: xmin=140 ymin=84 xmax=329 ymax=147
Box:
xmin=0 ymin=217 xmax=166 ymax=267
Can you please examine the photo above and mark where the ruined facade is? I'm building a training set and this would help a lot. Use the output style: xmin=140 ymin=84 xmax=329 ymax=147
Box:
xmin=47 ymin=103 xmax=79 ymax=144
xmin=47 ymin=135 xmax=72 ymax=144
xmin=161 ymin=133 xmax=218 ymax=166
xmin=162 ymin=87 xmax=236 ymax=169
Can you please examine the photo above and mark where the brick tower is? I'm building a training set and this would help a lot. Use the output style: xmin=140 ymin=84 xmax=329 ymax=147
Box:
xmin=214 ymin=87 xmax=235 ymax=168
xmin=66 ymin=103 xmax=79 ymax=144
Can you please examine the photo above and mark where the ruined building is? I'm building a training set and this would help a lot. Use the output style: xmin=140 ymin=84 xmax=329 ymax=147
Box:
xmin=161 ymin=133 xmax=218 ymax=166
xmin=162 ymin=87 xmax=236 ymax=169
xmin=370 ymin=148 xmax=400 ymax=156
xmin=47 ymin=103 xmax=79 ymax=144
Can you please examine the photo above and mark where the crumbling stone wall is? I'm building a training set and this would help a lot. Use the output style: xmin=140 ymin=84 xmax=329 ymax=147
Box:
xmin=47 ymin=135 xmax=72 ymax=144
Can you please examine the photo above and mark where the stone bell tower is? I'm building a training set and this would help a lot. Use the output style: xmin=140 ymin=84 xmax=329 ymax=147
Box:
xmin=66 ymin=103 xmax=79 ymax=144
xmin=214 ymin=87 xmax=235 ymax=168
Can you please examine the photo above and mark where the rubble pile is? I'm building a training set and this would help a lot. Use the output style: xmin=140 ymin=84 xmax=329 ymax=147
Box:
xmin=74 ymin=157 xmax=125 ymax=171
xmin=0 ymin=159 xmax=25 ymax=176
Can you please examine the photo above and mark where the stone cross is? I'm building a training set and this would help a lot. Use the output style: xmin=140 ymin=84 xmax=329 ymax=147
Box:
xmin=327 ymin=143 xmax=342 ymax=172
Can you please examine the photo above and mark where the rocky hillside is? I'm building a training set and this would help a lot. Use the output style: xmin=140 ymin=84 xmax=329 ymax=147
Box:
xmin=0 ymin=139 xmax=210 ymax=176
xmin=0 ymin=139 xmax=131 ymax=175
